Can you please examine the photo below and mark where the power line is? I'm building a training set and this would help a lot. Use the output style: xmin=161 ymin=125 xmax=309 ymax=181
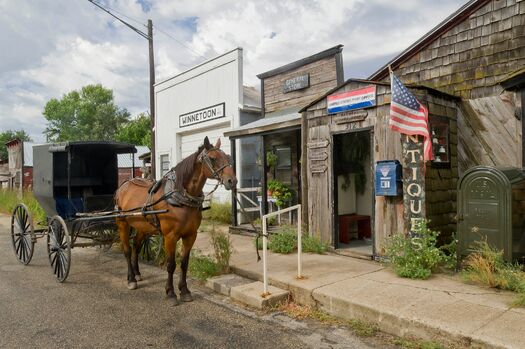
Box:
xmin=87 ymin=0 xmax=149 ymax=40
xmin=153 ymin=24 xmax=208 ymax=60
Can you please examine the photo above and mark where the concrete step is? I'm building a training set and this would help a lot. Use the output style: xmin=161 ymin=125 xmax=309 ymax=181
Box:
xmin=230 ymin=281 xmax=289 ymax=310
xmin=205 ymin=274 xmax=254 ymax=296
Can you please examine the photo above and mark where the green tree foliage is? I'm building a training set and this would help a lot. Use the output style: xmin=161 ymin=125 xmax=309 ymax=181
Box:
xmin=0 ymin=130 xmax=32 ymax=161
xmin=116 ymin=112 xmax=151 ymax=147
xmin=43 ymin=84 xmax=130 ymax=142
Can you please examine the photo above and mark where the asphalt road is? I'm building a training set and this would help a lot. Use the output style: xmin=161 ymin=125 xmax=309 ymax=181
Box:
xmin=0 ymin=214 xmax=382 ymax=349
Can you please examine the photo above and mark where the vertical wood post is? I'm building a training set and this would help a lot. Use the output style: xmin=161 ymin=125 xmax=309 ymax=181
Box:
xmin=402 ymin=134 xmax=426 ymax=235
xmin=230 ymin=138 xmax=238 ymax=226
xmin=148 ymin=19 xmax=156 ymax=180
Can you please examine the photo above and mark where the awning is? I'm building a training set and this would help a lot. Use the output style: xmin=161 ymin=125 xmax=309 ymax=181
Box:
xmin=224 ymin=107 xmax=301 ymax=139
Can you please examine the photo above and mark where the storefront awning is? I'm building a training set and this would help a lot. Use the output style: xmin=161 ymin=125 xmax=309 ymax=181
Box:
xmin=224 ymin=107 xmax=302 ymax=139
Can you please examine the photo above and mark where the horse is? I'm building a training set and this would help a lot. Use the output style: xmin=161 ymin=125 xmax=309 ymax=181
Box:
xmin=114 ymin=136 xmax=237 ymax=305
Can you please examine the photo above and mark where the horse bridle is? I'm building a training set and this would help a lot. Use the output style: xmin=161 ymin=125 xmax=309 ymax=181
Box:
xmin=197 ymin=147 xmax=232 ymax=182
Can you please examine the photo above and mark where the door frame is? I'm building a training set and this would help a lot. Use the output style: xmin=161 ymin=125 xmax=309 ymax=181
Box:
xmin=330 ymin=126 xmax=375 ymax=256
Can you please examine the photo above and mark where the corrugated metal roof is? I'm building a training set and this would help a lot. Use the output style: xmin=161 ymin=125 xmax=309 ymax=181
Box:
xmin=117 ymin=146 xmax=150 ymax=168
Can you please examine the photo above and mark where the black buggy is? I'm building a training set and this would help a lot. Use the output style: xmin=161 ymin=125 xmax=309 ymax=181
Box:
xmin=10 ymin=141 xmax=164 ymax=282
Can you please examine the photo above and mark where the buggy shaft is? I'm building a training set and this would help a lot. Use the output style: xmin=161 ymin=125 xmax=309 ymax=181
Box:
xmin=74 ymin=209 xmax=169 ymax=222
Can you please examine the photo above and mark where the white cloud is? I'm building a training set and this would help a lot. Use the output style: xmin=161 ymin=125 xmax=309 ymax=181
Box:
xmin=0 ymin=0 xmax=467 ymax=142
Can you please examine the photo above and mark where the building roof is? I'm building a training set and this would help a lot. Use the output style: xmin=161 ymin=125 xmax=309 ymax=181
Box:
xmin=224 ymin=106 xmax=302 ymax=138
xmin=257 ymin=45 xmax=344 ymax=79
xmin=500 ymin=68 xmax=525 ymax=91
xmin=368 ymin=0 xmax=491 ymax=81
xmin=117 ymin=146 xmax=150 ymax=168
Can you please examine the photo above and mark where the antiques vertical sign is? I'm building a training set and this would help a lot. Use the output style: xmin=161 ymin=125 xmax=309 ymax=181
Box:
xmin=403 ymin=134 xmax=425 ymax=235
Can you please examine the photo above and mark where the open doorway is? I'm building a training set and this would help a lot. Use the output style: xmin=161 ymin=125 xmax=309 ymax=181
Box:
xmin=333 ymin=129 xmax=374 ymax=257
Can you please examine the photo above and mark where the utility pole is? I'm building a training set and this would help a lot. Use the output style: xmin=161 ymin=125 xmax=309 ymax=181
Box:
xmin=147 ymin=19 xmax=156 ymax=180
xmin=87 ymin=1 xmax=156 ymax=179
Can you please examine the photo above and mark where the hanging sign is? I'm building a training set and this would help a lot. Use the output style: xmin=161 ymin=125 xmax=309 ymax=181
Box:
xmin=179 ymin=103 xmax=225 ymax=128
xmin=327 ymin=85 xmax=376 ymax=114
xmin=334 ymin=110 xmax=368 ymax=124
xmin=308 ymin=150 xmax=328 ymax=161
xmin=307 ymin=139 xmax=329 ymax=149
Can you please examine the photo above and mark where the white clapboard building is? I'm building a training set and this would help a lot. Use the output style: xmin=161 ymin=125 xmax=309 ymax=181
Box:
xmin=155 ymin=48 xmax=261 ymax=202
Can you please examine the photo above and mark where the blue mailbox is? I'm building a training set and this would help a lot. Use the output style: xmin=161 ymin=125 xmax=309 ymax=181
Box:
xmin=375 ymin=160 xmax=402 ymax=196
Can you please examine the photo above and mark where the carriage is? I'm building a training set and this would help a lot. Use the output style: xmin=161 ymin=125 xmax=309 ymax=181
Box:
xmin=10 ymin=141 xmax=165 ymax=282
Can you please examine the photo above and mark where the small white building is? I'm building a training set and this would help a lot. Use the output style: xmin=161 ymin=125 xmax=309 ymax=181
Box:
xmin=154 ymin=48 xmax=261 ymax=202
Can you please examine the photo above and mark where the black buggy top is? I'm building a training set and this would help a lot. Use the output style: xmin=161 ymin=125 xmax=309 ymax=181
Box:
xmin=33 ymin=141 xmax=137 ymax=219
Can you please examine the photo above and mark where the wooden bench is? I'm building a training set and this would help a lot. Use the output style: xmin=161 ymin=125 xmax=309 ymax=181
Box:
xmin=338 ymin=214 xmax=371 ymax=244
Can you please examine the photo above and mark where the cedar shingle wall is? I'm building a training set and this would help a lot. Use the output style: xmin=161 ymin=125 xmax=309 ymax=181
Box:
xmin=392 ymin=0 xmax=525 ymax=99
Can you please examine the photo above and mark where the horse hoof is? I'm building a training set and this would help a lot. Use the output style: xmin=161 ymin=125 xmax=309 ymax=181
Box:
xmin=180 ymin=293 xmax=193 ymax=302
xmin=127 ymin=281 xmax=138 ymax=290
xmin=168 ymin=297 xmax=180 ymax=306
xmin=135 ymin=275 xmax=142 ymax=281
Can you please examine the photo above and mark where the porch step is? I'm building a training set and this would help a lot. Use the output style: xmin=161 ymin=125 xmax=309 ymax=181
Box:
xmin=205 ymin=274 xmax=254 ymax=296
xmin=230 ymin=281 xmax=289 ymax=310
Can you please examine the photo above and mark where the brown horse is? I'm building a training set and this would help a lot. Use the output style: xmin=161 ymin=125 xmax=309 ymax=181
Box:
xmin=114 ymin=137 xmax=237 ymax=305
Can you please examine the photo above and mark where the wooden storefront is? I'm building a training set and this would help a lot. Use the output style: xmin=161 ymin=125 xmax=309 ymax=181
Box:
xmin=301 ymin=80 xmax=459 ymax=258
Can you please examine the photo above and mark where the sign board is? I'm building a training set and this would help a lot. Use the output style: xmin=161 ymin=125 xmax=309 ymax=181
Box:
xmin=402 ymin=135 xmax=426 ymax=235
xmin=308 ymin=150 xmax=328 ymax=161
xmin=179 ymin=103 xmax=225 ymax=128
xmin=283 ymin=74 xmax=310 ymax=93
xmin=334 ymin=110 xmax=368 ymax=124
xmin=310 ymin=164 xmax=327 ymax=173
xmin=307 ymin=139 xmax=329 ymax=149
xmin=327 ymin=85 xmax=376 ymax=114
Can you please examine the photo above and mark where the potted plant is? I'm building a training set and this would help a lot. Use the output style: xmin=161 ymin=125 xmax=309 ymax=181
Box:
xmin=267 ymin=179 xmax=292 ymax=208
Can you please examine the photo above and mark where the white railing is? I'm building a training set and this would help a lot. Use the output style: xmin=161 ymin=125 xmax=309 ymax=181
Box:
xmin=261 ymin=204 xmax=302 ymax=296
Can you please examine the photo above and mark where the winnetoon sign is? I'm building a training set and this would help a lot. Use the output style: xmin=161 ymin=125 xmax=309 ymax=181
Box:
xmin=179 ymin=103 xmax=225 ymax=128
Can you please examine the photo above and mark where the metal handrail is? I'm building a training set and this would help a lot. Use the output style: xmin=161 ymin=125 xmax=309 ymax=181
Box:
xmin=261 ymin=204 xmax=302 ymax=296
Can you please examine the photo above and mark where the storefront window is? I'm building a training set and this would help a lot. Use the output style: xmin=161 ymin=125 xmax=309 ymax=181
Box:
xmin=160 ymin=154 xmax=170 ymax=176
xmin=430 ymin=116 xmax=450 ymax=168
xmin=275 ymin=146 xmax=291 ymax=169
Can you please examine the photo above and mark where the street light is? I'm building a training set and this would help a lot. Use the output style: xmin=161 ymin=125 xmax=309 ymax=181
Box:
xmin=87 ymin=0 xmax=156 ymax=179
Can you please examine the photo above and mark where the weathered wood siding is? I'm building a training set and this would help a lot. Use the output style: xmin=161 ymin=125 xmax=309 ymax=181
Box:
xmin=390 ymin=0 xmax=525 ymax=99
xmin=457 ymin=93 xmax=521 ymax=171
xmin=304 ymin=81 xmax=459 ymax=254
xmin=263 ymin=56 xmax=339 ymax=114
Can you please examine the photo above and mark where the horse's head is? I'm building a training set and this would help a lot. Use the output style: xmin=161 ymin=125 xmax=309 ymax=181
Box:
xmin=198 ymin=137 xmax=237 ymax=190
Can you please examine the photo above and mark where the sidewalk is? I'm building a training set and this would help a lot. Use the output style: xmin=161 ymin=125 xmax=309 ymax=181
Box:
xmin=195 ymin=231 xmax=524 ymax=349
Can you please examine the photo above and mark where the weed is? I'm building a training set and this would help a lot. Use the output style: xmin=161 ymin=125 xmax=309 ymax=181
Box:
xmin=462 ymin=238 xmax=525 ymax=305
xmin=209 ymin=225 xmax=233 ymax=273
xmin=188 ymin=250 xmax=220 ymax=280
xmin=384 ymin=220 xmax=450 ymax=279
xmin=203 ymin=201 xmax=232 ymax=225
xmin=301 ymin=234 xmax=328 ymax=254
xmin=347 ymin=319 xmax=378 ymax=337
xmin=138 ymin=234 xmax=166 ymax=265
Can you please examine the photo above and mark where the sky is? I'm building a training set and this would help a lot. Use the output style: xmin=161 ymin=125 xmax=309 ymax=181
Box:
xmin=0 ymin=0 xmax=467 ymax=143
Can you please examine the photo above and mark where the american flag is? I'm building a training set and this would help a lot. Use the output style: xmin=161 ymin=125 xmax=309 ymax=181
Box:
xmin=389 ymin=72 xmax=433 ymax=161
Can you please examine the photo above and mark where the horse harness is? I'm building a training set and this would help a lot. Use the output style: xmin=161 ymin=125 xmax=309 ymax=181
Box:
xmin=141 ymin=147 xmax=232 ymax=230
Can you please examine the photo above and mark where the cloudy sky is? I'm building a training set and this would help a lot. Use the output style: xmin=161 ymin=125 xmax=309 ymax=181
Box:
xmin=1 ymin=0 xmax=467 ymax=142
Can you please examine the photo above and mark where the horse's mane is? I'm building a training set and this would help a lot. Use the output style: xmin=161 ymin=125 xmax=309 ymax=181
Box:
xmin=171 ymin=143 xmax=208 ymax=191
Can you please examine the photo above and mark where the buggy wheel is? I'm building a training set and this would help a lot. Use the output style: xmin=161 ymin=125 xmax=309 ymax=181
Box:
xmin=10 ymin=204 xmax=35 ymax=265
xmin=47 ymin=216 xmax=71 ymax=282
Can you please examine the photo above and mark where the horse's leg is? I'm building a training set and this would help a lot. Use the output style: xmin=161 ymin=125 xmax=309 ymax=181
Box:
xmin=179 ymin=232 xmax=197 ymax=302
xmin=131 ymin=231 xmax=145 ymax=281
xmin=117 ymin=219 xmax=137 ymax=290
xmin=164 ymin=232 xmax=179 ymax=305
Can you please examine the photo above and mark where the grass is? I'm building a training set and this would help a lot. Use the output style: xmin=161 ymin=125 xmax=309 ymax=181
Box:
xmin=202 ymin=201 xmax=232 ymax=225
xmin=301 ymin=234 xmax=328 ymax=254
xmin=254 ymin=225 xmax=328 ymax=255
xmin=462 ymin=238 xmax=525 ymax=306
xmin=0 ymin=189 xmax=46 ymax=223
xmin=394 ymin=337 xmax=445 ymax=349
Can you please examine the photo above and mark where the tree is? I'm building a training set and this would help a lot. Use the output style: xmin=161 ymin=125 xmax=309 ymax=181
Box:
xmin=43 ymin=84 xmax=130 ymax=142
xmin=116 ymin=112 xmax=151 ymax=147
xmin=0 ymin=130 xmax=32 ymax=161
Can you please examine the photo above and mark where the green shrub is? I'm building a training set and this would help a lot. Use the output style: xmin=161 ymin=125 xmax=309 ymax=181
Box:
xmin=267 ymin=179 xmax=293 ymax=208
xmin=268 ymin=225 xmax=297 ymax=254
xmin=301 ymin=234 xmax=328 ymax=254
xmin=138 ymin=234 xmax=166 ymax=265
xmin=462 ymin=239 xmax=525 ymax=298
xmin=384 ymin=220 xmax=449 ymax=279
xmin=210 ymin=227 xmax=233 ymax=273
xmin=202 ymin=201 xmax=232 ymax=225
